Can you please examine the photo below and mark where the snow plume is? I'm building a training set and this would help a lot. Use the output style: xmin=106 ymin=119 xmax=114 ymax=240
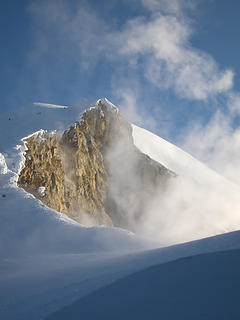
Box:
xmin=33 ymin=102 xmax=69 ymax=109
xmin=181 ymin=92 xmax=240 ymax=186
xmin=94 ymin=116 xmax=240 ymax=245
xmin=112 ymin=84 xmax=158 ymax=131
xmin=130 ymin=125 xmax=240 ymax=244
xmin=137 ymin=176 xmax=240 ymax=245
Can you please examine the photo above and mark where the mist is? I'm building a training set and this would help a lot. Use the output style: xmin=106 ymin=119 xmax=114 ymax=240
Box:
xmin=96 ymin=115 xmax=240 ymax=245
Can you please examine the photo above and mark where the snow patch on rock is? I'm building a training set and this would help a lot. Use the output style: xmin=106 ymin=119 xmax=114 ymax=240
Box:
xmin=97 ymin=98 xmax=119 ymax=114
xmin=38 ymin=186 xmax=46 ymax=197
xmin=0 ymin=153 xmax=8 ymax=175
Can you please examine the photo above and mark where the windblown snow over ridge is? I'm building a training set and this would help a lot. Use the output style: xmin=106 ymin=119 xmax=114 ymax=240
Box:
xmin=132 ymin=124 xmax=240 ymax=243
xmin=33 ymin=102 xmax=69 ymax=109
xmin=132 ymin=124 xmax=239 ymax=189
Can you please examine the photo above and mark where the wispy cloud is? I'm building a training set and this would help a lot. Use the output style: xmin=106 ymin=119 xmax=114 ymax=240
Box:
xmin=28 ymin=0 xmax=110 ymax=69
xmin=181 ymin=93 xmax=240 ymax=186
xmin=28 ymin=0 xmax=233 ymax=101
xmin=141 ymin=0 xmax=196 ymax=15
xmin=110 ymin=14 xmax=233 ymax=101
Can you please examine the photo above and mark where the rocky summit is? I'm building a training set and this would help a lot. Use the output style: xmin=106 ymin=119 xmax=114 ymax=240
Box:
xmin=18 ymin=99 xmax=174 ymax=230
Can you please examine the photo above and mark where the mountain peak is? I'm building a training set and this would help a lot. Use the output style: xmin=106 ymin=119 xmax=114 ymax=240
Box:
xmin=97 ymin=98 xmax=119 ymax=113
xmin=17 ymin=100 xmax=173 ymax=229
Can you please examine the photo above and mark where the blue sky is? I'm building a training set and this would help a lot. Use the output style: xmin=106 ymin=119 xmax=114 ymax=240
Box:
xmin=0 ymin=1 xmax=239 ymax=113
xmin=1 ymin=0 xmax=240 ymax=183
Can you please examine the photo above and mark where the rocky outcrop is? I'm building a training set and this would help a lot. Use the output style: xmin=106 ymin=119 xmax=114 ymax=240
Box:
xmin=18 ymin=99 xmax=174 ymax=230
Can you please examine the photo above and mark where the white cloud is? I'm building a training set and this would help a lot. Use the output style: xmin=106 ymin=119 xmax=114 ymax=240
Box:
xmin=114 ymin=86 xmax=157 ymax=130
xmin=28 ymin=0 xmax=110 ymax=69
xmin=181 ymin=105 xmax=240 ymax=186
xmin=228 ymin=92 xmax=240 ymax=114
xmin=28 ymin=0 xmax=234 ymax=102
xmin=141 ymin=0 xmax=196 ymax=15
xmin=111 ymin=15 xmax=234 ymax=100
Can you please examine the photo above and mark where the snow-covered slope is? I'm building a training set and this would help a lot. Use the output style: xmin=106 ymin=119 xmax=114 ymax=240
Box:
xmin=46 ymin=248 xmax=240 ymax=320
xmin=0 ymin=171 xmax=146 ymax=259
xmin=133 ymin=124 xmax=239 ymax=190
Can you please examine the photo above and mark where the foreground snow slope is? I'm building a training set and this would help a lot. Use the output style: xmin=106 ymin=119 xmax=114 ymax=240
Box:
xmin=47 ymin=248 xmax=240 ymax=320
xmin=0 ymin=155 xmax=152 ymax=319
xmin=3 ymin=163 xmax=240 ymax=319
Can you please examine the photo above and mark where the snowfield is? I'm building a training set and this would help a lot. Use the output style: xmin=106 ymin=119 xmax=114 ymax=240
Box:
xmin=46 ymin=248 xmax=240 ymax=320
xmin=1 ymin=98 xmax=240 ymax=319
xmin=132 ymin=124 xmax=238 ymax=187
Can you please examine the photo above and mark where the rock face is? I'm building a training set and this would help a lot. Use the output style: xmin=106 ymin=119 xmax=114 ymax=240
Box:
xmin=18 ymin=99 xmax=174 ymax=230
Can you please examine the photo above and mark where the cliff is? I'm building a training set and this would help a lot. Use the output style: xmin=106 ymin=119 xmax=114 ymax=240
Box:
xmin=18 ymin=99 xmax=174 ymax=230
